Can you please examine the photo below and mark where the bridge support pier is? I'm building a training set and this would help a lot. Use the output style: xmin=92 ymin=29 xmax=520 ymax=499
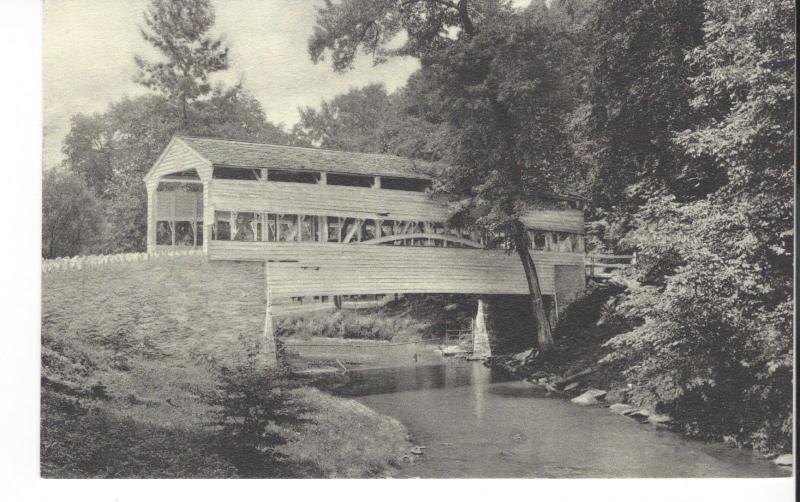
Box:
xmin=263 ymin=264 xmax=278 ymax=367
xmin=472 ymin=298 xmax=492 ymax=358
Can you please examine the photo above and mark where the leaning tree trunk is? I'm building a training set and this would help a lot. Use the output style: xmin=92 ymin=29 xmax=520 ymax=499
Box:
xmin=511 ymin=220 xmax=554 ymax=352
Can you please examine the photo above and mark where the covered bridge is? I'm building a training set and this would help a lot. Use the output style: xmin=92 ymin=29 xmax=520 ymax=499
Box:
xmin=144 ymin=136 xmax=588 ymax=360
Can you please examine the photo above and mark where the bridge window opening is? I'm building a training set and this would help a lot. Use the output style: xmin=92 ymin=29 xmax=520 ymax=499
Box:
xmin=380 ymin=220 xmax=396 ymax=237
xmin=554 ymin=232 xmax=573 ymax=253
xmin=327 ymin=173 xmax=374 ymax=188
xmin=277 ymin=214 xmax=298 ymax=242
xmin=299 ymin=215 xmax=316 ymax=242
xmin=380 ymin=176 xmax=431 ymax=192
xmin=574 ymin=234 xmax=585 ymax=253
xmin=267 ymin=169 xmax=319 ymax=184
xmin=212 ymin=211 xmax=231 ymax=240
xmin=341 ymin=218 xmax=363 ymax=242
xmin=363 ymin=219 xmax=378 ymax=240
xmin=233 ymin=212 xmax=256 ymax=241
xmin=532 ymin=231 xmax=547 ymax=251
xmin=213 ymin=166 xmax=259 ymax=180
xmin=173 ymin=221 xmax=197 ymax=246
xmin=156 ymin=221 xmax=173 ymax=245
xmin=207 ymin=208 xmax=583 ymax=252
xmin=327 ymin=217 xmax=342 ymax=242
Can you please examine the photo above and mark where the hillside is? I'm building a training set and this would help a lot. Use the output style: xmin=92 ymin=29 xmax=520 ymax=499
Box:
xmin=41 ymin=256 xmax=407 ymax=478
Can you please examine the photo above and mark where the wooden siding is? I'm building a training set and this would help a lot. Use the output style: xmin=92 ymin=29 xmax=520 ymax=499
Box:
xmin=519 ymin=209 xmax=585 ymax=233
xmin=155 ymin=191 xmax=203 ymax=221
xmin=208 ymin=240 xmax=585 ymax=297
xmin=207 ymin=180 xmax=584 ymax=233
xmin=145 ymin=137 xmax=213 ymax=190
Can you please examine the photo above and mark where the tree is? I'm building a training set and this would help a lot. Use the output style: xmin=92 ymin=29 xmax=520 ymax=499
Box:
xmin=602 ymin=0 xmax=794 ymax=454
xmin=583 ymin=0 xmax=712 ymax=214
xmin=42 ymin=169 xmax=103 ymax=258
xmin=309 ymin=0 xmax=583 ymax=351
xmin=295 ymin=83 xmax=397 ymax=153
xmin=134 ymin=0 xmax=229 ymax=125
xmin=294 ymin=82 xmax=444 ymax=159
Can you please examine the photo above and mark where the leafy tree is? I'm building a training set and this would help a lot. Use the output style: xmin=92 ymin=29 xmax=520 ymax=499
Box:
xmin=584 ymin=0 xmax=713 ymax=214
xmin=134 ymin=0 xmax=229 ymax=125
xmin=42 ymin=169 xmax=103 ymax=258
xmin=309 ymin=0 xmax=585 ymax=350
xmin=295 ymin=83 xmax=398 ymax=153
xmin=603 ymin=0 xmax=794 ymax=454
xmin=294 ymin=82 xmax=445 ymax=160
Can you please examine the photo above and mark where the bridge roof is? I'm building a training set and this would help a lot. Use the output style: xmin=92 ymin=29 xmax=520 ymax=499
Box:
xmin=177 ymin=136 xmax=437 ymax=180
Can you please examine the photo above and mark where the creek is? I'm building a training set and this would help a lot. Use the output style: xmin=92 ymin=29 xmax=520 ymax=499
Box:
xmin=319 ymin=360 xmax=788 ymax=478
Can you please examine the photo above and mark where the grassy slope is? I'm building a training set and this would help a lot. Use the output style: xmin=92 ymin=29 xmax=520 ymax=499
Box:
xmin=41 ymin=257 xmax=407 ymax=478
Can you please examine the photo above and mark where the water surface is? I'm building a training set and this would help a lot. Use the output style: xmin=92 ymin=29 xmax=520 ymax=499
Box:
xmin=324 ymin=362 xmax=788 ymax=478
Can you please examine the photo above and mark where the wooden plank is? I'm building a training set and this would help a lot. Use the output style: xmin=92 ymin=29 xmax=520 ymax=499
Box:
xmin=207 ymin=179 xmax=584 ymax=233
xmin=208 ymin=241 xmax=585 ymax=296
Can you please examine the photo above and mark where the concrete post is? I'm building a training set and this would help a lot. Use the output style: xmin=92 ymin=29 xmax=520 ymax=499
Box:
xmin=472 ymin=298 xmax=492 ymax=358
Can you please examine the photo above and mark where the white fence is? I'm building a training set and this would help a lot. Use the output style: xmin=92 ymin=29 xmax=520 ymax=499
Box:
xmin=42 ymin=249 xmax=204 ymax=274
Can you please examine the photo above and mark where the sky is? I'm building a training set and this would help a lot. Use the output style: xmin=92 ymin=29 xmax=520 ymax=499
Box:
xmin=43 ymin=0 xmax=533 ymax=169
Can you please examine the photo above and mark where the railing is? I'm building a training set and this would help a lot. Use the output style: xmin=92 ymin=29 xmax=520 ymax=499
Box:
xmin=42 ymin=249 xmax=203 ymax=274
xmin=585 ymin=253 xmax=636 ymax=279
xmin=442 ymin=319 xmax=474 ymax=347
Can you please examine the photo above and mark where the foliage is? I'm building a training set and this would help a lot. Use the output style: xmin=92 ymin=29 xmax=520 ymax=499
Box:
xmin=584 ymin=0 xmax=715 ymax=211
xmin=294 ymin=83 xmax=444 ymax=160
xmin=207 ymin=360 xmax=310 ymax=477
xmin=42 ymin=169 xmax=103 ymax=258
xmin=275 ymin=308 xmax=431 ymax=342
xmin=134 ymin=0 xmax=229 ymax=123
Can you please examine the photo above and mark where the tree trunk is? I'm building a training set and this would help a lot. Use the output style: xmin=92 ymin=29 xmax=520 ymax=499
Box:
xmin=511 ymin=220 xmax=554 ymax=351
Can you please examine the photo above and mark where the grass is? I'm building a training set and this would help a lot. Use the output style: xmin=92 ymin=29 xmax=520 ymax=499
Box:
xmin=41 ymin=256 xmax=408 ymax=478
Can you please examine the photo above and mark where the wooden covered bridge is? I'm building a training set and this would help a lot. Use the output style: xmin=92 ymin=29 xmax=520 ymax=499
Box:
xmin=144 ymin=136 xmax=596 ymax=363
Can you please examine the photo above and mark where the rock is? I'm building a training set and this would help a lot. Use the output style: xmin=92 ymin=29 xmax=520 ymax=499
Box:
xmin=570 ymin=389 xmax=607 ymax=406
xmin=409 ymin=445 xmax=426 ymax=455
xmin=513 ymin=349 xmax=534 ymax=361
xmin=609 ymin=403 xmax=635 ymax=415
xmin=647 ymin=413 xmax=673 ymax=426
xmin=624 ymin=408 xmax=651 ymax=421
xmin=773 ymin=454 xmax=792 ymax=467
xmin=563 ymin=382 xmax=581 ymax=392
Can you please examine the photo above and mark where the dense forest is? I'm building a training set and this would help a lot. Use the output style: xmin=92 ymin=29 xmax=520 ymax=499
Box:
xmin=44 ymin=0 xmax=793 ymax=455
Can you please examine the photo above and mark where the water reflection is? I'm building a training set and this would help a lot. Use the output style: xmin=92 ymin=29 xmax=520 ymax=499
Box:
xmin=322 ymin=361 xmax=508 ymax=398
